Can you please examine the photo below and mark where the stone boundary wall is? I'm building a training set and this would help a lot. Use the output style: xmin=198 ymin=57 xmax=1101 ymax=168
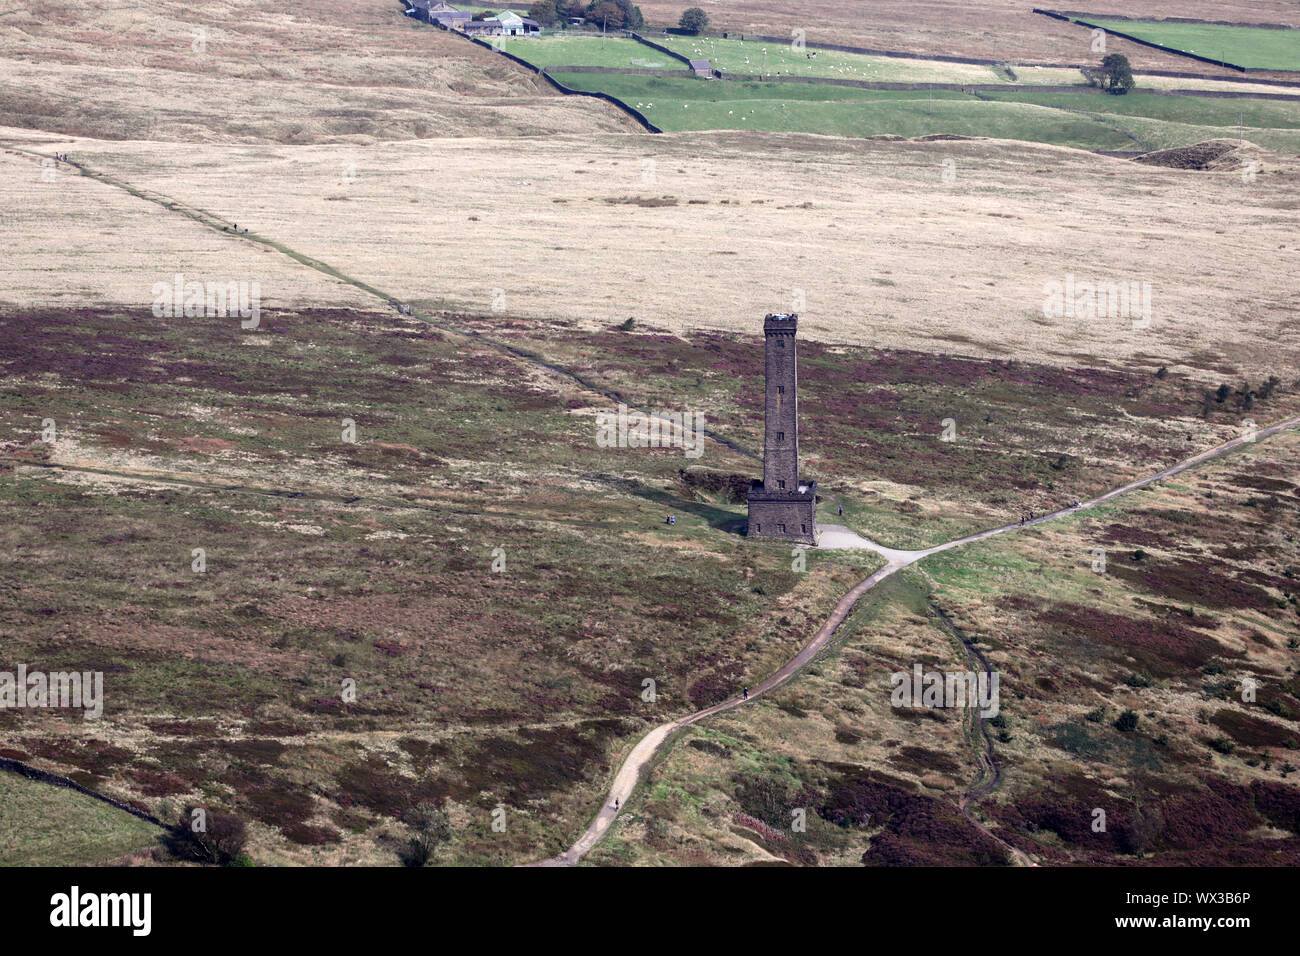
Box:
xmin=0 ymin=755 xmax=165 ymax=828
xmin=628 ymin=32 xmax=697 ymax=68
xmin=1033 ymin=9 xmax=1300 ymax=74
xmin=431 ymin=22 xmax=665 ymax=132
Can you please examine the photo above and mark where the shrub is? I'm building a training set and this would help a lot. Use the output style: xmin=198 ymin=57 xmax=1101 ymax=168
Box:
xmin=1114 ymin=710 xmax=1139 ymax=732
xmin=399 ymin=802 xmax=451 ymax=867
xmin=1206 ymin=735 xmax=1236 ymax=755
xmin=164 ymin=807 xmax=248 ymax=865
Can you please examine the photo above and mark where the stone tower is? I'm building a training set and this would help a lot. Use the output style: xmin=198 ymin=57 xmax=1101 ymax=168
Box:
xmin=747 ymin=313 xmax=816 ymax=545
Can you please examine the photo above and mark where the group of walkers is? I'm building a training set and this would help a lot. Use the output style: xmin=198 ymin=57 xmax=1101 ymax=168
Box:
xmin=1018 ymin=500 xmax=1082 ymax=526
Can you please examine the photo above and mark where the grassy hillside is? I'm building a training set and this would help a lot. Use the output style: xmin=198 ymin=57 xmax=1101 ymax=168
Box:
xmin=0 ymin=772 xmax=162 ymax=866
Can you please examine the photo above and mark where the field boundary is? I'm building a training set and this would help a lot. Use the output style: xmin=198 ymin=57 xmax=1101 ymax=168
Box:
xmin=546 ymin=64 xmax=683 ymax=76
xmin=1046 ymin=11 xmax=1300 ymax=32
xmin=628 ymin=31 xmax=696 ymax=68
xmin=538 ymin=70 xmax=663 ymax=131
xmin=0 ymin=756 xmax=165 ymax=828
xmin=1034 ymin=9 xmax=1300 ymax=74
xmin=630 ymin=29 xmax=1300 ymax=89
xmin=679 ymin=30 xmax=1085 ymax=70
xmin=423 ymin=21 xmax=664 ymax=132
xmin=553 ymin=67 xmax=1300 ymax=102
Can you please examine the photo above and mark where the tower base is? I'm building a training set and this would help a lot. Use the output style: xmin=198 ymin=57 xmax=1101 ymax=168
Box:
xmin=747 ymin=481 xmax=817 ymax=545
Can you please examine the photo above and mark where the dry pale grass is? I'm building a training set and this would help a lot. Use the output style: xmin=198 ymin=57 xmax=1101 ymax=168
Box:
xmin=0 ymin=145 xmax=374 ymax=312
xmin=0 ymin=0 xmax=634 ymax=142
xmin=15 ymin=127 xmax=1298 ymax=384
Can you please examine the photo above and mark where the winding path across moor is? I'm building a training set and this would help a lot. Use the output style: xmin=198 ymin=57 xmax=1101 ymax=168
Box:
xmin=537 ymin=412 xmax=1300 ymax=866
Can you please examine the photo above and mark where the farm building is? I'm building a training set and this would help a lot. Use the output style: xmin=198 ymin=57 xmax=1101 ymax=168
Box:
xmin=487 ymin=11 xmax=540 ymax=36
xmin=462 ymin=20 xmax=505 ymax=36
xmin=405 ymin=1 xmax=473 ymax=28
xmin=427 ymin=2 xmax=471 ymax=28
xmin=689 ymin=59 xmax=712 ymax=78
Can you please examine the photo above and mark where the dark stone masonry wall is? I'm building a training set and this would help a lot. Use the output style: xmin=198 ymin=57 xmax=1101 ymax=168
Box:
xmin=749 ymin=313 xmax=817 ymax=545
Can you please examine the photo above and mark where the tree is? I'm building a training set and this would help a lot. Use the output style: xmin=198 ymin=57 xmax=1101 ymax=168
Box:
xmin=1100 ymin=53 xmax=1134 ymax=95
xmin=529 ymin=0 xmax=559 ymax=26
xmin=679 ymin=6 xmax=709 ymax=34
xmin=587 ymin=0 xmax=625 ymax=30
xmin=585 ymin=0 xmax=640 ymax=30
xmin=400 ymin=802 xmax=452 ymax=867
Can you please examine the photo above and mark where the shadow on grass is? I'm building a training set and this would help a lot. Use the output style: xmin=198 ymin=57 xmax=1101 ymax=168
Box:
xmin=589 ymin=473 xmax=747 ymax=534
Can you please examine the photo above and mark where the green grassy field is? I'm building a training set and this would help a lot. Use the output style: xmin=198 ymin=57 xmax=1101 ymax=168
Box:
xmin=654 ymin=34 xmax=1009 ymax=85
xmin=985 ymin=89 xmax=1300 ymax=130
xmin=1084 ymin=19 xmax=1300 ymax=72
xmin=985 ymin=89 xmax=1300 ymax=153
xmin=549 ymin=72 xmax=1300 ymax=151
xmin=0 ymin=772 xmax=161 ymax=865
xmin=500 ymin=35 xmax=685 ymax=70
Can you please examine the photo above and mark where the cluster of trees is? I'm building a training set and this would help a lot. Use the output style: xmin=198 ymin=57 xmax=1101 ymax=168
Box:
xmin=527 ymin=0 xmax=644 ymax=30
xmin=524 ymin=2 xmax=710 ymax=32
xmin=1199 ymin=375 xmax=1282 ymax=416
